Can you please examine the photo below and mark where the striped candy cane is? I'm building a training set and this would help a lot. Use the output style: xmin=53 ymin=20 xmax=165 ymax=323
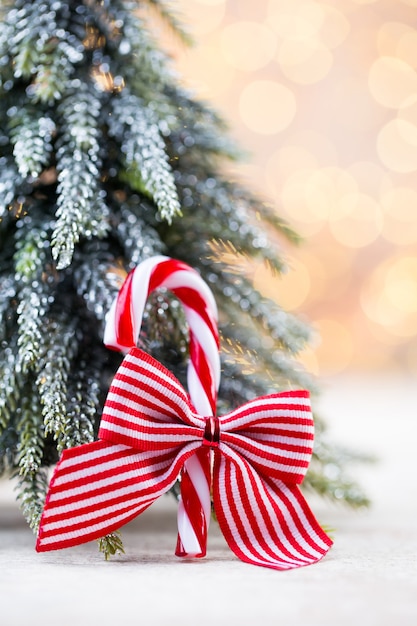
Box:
xmin=104 ymin=255 xmax=220 ymax=557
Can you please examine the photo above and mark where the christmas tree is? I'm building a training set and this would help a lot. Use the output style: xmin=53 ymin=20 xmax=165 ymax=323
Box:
xmin=0 ymin=0 xmax=368 ymax=550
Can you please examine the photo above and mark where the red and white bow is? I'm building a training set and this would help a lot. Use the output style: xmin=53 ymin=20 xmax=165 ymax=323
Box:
xmin=36 ymin=348 xmax=332 ymax=570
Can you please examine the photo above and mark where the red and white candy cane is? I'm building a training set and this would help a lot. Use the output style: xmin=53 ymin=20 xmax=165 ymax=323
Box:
xmin=104 ymin=255 xmax=220 ymax=557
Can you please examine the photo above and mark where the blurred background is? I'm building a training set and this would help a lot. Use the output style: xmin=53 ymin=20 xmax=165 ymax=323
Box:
xmin=156 ymin=0 xmax=417 ymax=378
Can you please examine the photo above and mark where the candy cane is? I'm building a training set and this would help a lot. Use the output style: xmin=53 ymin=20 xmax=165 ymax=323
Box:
xmin=104 ymin=255 xmax=220 ymax=557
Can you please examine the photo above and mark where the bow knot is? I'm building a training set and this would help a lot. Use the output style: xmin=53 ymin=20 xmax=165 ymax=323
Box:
xmin=36 ymin=348 xmax=332 ymax=570
xmin=202 ymin=416 xmax=220 ymax=448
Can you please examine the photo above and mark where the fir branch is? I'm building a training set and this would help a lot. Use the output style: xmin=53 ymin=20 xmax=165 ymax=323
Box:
xmin=0 ymin=425 xmax=18 ymax=475
xmin=36 ymin=316 xmax=78 ymax=451
xmin=11 ymin=373 xmax=47 ymax=530
xmin=0 ymin=158 xmax=22 ymax=216
xmin=10 ymin=110 xmax=56 ymax=179
xmin=16 ymin=469 xmax=49 ymax=532
xmin=164 ymin=83 xmax=229 ymax=134
xmin=303 ymin=467 xmax=371 ymax=509
xmin=73 ymin=241 xmax=120 ymax=324
xmin=6 ymin=0 xmax=83 ymax=103
xmin=83 ymin=0 xmax=130 ymax=47
xmin=217 ymin=278 xmax=312 ymax=357
xmin=118 ymin=6 xmax=175 ymax=94
xmin=142 ymin=0 xmax=194 ymax=46
xmin=170 ymin=174 xmax=288 ymax=275
xmin=115 ymin=200 xmax=165 ymax=267
xmin=7 ymin=1 xmax=47 ymax=81
xmin=16 ymin=287 xmax=48 ymax=373
xmin=14 ymin=226 xmax=52 ymax=372
xmin=14 ymin=227 xmax=47 ymax=280
xmin=98 ymin=530 xmax=125 ymax=560
xmin=252 ymin=199 xmax=302 ymax=245
xmin=52 ymin=84 xmax=109 ymax=269
xmin=16 ymin=379 xmax=45 ymax=478
xmin=301 ymin=417 xmax=373 ymax=508
xmin=0 ymin=342 xmax=24 ymax=436
xmin=109 ymin=90 xmax=181 ymax=223
xmin=59 ymin=361 xmax=99 ymax=450
xmin=0 ymin=274 xmax=16 ymax=344
xmin=29 ymin=37 xmax=83 ymax=104
xmin=166 ymin=96 xmax=239 ymax=162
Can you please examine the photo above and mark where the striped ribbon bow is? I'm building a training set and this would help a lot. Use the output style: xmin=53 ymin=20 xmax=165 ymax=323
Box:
xmin=36 ymin=348 xmax=332 ymax=570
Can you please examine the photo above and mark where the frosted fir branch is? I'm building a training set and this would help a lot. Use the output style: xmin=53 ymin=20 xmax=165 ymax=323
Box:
xmin=170 ymin=118 xmax=239 ymax=162
xmin=14 ymin=228 xmax=51 ymax=373
xmin=120 ymin=22 xmax=232 ymax=152
xmin=0 ymin=158 xmax=21 ymax=214
xmin=116 ymin=201 xmax=165 ymax=267
xmin=142 ymin=0 xmax=194 ymax=46
xmin=171 ymin=174 xmax=287 ymax=276
xmin=219 ymin=323 xmax=314 ymax=394
xmin=16 ymin=468 xmax=49 ymax=532
xmin=10 ymin=112 xmax=56 ymax=179
xmin=0 ymin=275 xmax=16 ymax=343
xmin=98 ymin=530 xmax=125 ymax=560
xmin=36 ymin=317 xmax=78 ymax=447
xmin=109 ymin=91 xmax=181 ymax=223
xmin=5 ymin=0 xmax=83 ymax=103
xmin=73 ymin=243 xmax=121 ymax=323
xmin=16 ymin=380 xmax=44 ymax=478
xmin=16 ymin=288 xmax=48 ymax=374
xmin=59 ymin=366 xmax=99 ymax=450
xmin=216 ymin=272 xmax=312 ymax=356
xmin=305 ymin=435 xmax=374 ymax=509
xmin=117 ymin=6 xmax=175 ymax=92
xmin=29 ymin=39 xmax=83 ymax=104
xmin=218 ymin=178 xmax=301 ymax=246
xmin=57 ymin=82 xmax=102 ymax=153
xmin=53 ymin=148 xmax=101 ymax=269
xmin=6 ymin=1 xmax=47 ymax=80
xmin=52 ymin=87 xmax=109 ymax=269
xmin=14 ymin=227 xmax=48 ymax=280
xmin=0 ymin=346 xmax=22 ymax=434
xmin=218 ymin=360 xmax=274 ymax=411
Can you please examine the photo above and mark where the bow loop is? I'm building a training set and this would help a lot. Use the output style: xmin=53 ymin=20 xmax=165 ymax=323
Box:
xmin=218 ymin=391 xmax=314 ymax=485
xmin=98 ymin=349 xmax=205 ymax=451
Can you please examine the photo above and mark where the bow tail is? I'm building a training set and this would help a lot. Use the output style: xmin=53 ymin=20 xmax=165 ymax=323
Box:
xmin=36 ymin=440 xmax=196 ymax=552
xmin=213 ymin=447 xmax=333 ymax=570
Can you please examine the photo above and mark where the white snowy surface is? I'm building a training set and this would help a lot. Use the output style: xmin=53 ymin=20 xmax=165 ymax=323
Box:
xmin=1 ymin=373 xmax=416 ymax=626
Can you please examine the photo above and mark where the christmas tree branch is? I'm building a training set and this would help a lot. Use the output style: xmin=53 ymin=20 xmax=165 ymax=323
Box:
xmin=109 ymin=89 xmax=181 ymax=223
xmin=52 ymin=85 xmax=110 ymax=269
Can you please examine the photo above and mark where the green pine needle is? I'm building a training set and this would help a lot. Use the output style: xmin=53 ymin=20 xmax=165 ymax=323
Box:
xmin=98 ymin=531 xmax=125 ymax=561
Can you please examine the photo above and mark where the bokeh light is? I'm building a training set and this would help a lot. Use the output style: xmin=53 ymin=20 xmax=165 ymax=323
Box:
xmin=312 ymin=319 xmax=354 ymax=376
xmin=329 ymin=192 xmax=383 ymax=248
xmin=377 ymin=119 xmax=417 ymax=173
xmin=361 ymin=256 xmax=417 ymax=338
xmin=399 ymin=0 xmax=417 ymax=7
xmin=377 ymin=21 xmax=413 ymax=58
xmin=397 ymin=29 xmax=417 ymax=68
xmin=238 ymin=80 xmax=296 ymax=134
xmin=368 ymin=56 xmax=417 ymax=109
xmin=319 ymin=5 xmax=350 ymax=49
xmin=180 ymin=0 xmax=225 ymax=35
xmin=171 ymin=0 xmax=417 ymax=375
xmin=381 ymin=187 xmax=417 ymax=245
xmin=277 ymin=37 xmax=333 ymax=85
xmin=220 ymin=21 xmax=276 ymax=71
xmin=253 ymin=256 xmax=311 ymax=311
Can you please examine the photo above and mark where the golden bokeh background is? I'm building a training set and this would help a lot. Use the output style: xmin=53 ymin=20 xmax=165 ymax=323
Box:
xmin=159 ymin=0 xmax=417 ymax=376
